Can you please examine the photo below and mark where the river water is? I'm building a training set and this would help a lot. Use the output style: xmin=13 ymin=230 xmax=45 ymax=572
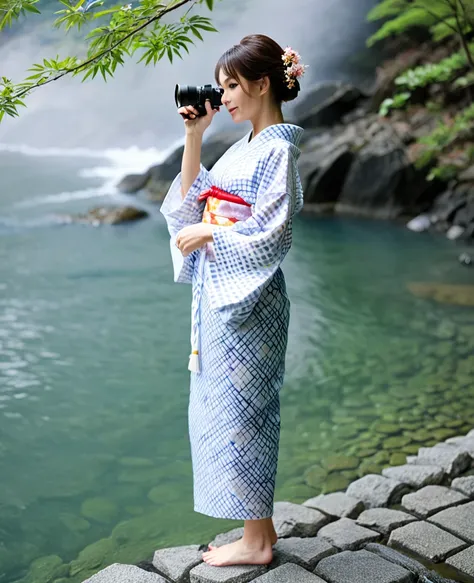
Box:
xmin=1 ymin=147 xmax=473 ymax=582
xmin=1 ymin=0 xmax=474 ymax=580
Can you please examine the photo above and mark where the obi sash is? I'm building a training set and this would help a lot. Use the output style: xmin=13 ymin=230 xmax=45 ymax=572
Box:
xmin=188 ymin=186 xmax=252 ymax=373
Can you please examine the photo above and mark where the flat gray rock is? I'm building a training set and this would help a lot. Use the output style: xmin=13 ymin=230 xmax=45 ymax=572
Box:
xmin=401 ymin=486 xmax=468 ymax=518
xmin=388 ymin=521 xmax=467 ymax=562
xmin=189 ymin=563 xmax=266 ymax=583
xmin=273 ymin=536 xmax=337 ymax=569
xmin=451 ymin=476 xmax=474 ymax=498
xmin=365 ymin=543 xmax=459 ymax=583
xmin=406 ymin=446 xmax=471 ymax=477
xmin=252 ymin=563 xmax=327 ymax=583
xmin=444 ymin=437 xmax=474 ymax=456
xmin=303 ymin=492 xmax=365 ymax=519
xmin=356 ymin=508 xmax=417 ymax=536
xmin=315 ymin=549 xmax=415 ymax=583
xmin=445 ymin=545 xmax=474 ymax=577
xmin=428 ymin=500 xmax=474 ymax=543
xmin=346 ymin=474 xmax=411 ymax=509
xmin=317 ymin=517 xmax=381 ymax=551
xmin=382 ymin=465 xmax=445 ymax=488
xmin=209 ymin=529 xmax=244 ymax=548
xmin=272 ymin=501 xmax=330 ymax=538
xmin=84 ymin=564 xmax=167 ymax=582
xmin=153 ymin=545 xmax=203 ymax=583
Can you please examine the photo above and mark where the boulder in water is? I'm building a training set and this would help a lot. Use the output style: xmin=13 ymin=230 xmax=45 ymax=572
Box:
xmin=60 ymin=206 xmax=149 ymax=226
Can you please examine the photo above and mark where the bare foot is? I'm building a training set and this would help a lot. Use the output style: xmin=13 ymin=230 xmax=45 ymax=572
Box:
xmin=202 ymin=538 xmax=273 ymax=567
xmin=207 ymin=531 xmax=277 ymax=552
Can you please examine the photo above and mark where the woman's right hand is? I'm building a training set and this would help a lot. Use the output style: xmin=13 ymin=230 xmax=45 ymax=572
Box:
xmin=179 ymin=99 xmax=219 ymax=136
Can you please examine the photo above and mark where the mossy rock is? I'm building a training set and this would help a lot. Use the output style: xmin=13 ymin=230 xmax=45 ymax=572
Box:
xmin=334 ymin=426 xmax=360 ymax=439
xmin=402 ymin=444 xmax=421 ymax=455
xmin=390 ymin=453 xmax=407 ymax=466
xmin=124 ymin=506 xmax=145 ymax=515
xmin=432 ymin=428 xmax=456 ymax=441
xmin=118 ymin=457 xmax=155 ymax=467
xmin=321 ymin=473 xmax=351 ymax=494
xmin=410 ymin=429 xmax=433 ymax=443
xmin=383 ymin=436 xmax=411 ymax=450
xmin=278 ymin=483 xmax=319 ymax=502
xmin=358 ymin=461 xmax=383 ymax=478
xmin=304 ymin=465 xmax=328 ymax=489
xmin=111 ymin=508 xmax=165 ymax=545
xmin=69 ymin=538 xmax=115 ymax=576
xmin=372 ymin=451 xmax=391 ymax=464
xmin=355 ymin=448 xmax=377 ymax=458
xmin=371 ymin=422 xmax=400 ymax=435
xmin=81 ymin=497 xmax=118 ymax=524
xmin=148 ymin=484 xmax=183 ymax=505
xmin=322 ymin=455 xmax=360 ymax=472
xmin=23 ymin=555 xmax=68 ymax=583
xmin=60 ymin=513 xmax=90 ymax=533
xmin=118 ymin=467 xmax=163 ymax=485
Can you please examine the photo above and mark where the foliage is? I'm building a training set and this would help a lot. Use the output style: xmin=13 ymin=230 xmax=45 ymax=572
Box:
xmin=367 ymin=0 xmax=474 ymax=48
xmin=415 ymin=103 xmax=474 ymax=178
xmin=379 ymin=92 xmax=411 ymax=116
xmin=0 ymin=0 xmax=218 ymax=122
xmin=395 ymin=44 xmax=474 ymax=89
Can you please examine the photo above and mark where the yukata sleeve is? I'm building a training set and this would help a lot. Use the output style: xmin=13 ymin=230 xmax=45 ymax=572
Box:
xmin=160 ymin=164 xmax=212 ymax=284
xmin=208 ymin=144 xmax=303 ymax=328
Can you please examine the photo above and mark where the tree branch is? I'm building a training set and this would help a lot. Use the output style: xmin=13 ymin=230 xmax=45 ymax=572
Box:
xmin=452 ymin=0 xmax=474 ymax=69
xmin=10 ymin=0 xmax=195 ymax=100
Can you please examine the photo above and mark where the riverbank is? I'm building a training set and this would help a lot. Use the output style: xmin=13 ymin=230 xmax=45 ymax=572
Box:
xmin=114 ymin=39 xmax=474 ymax=251
xmin=82 ymin=429 xmax=474 ymax=583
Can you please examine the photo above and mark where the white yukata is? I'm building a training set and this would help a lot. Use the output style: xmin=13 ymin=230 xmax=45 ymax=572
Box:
xmin=160 ymin=123 xmax=304 ymax=520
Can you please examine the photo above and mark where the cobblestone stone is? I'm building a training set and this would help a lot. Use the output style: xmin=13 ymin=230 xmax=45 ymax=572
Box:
xmin=428 ymin=500 xmax=474 ymax=543
xmin=273 ymin=536 xmax=337 ymax=570
xmin=346 ymin=475 xmax=411 ymax=508
xmin=272 ymin=502 xmax=330 ymax=538
xmin=388 ymin=521 xmax=467 ymax=562
xmin=382 ymin=465 xmax=445 ymax=488
xmin=356 ymin=508 xmax=417 ymax=535
xmin=451 ymin=476 xmax=474 ymax=498
xmin=401 ymin=486 xmax=468 ymax=518
xmin=445 ymin=546 xmax=474 ymax=578
xmin=314 ymin=549 xmax=415 ymax=583
xmin=303 ymin=492 xmax=365 ymax=519
xmin=317 ymin=517 xmax=381 ymax=551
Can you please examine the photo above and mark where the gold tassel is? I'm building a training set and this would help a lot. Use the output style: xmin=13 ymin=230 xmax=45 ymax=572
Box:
xmin=188 ymin=350 xmax=200 ymax=373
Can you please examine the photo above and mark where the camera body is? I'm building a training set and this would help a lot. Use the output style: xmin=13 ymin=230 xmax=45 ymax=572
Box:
xmin=175 ymin=84 xmax=223 ymax=117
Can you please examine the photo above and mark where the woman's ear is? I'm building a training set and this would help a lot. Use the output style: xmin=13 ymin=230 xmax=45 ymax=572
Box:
xmin=259 ymin=76 xmax=271 ymax=96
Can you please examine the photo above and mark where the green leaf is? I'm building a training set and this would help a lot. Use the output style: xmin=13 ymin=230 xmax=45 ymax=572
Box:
xmin=204 ymin=0 xmax=213 ymax=9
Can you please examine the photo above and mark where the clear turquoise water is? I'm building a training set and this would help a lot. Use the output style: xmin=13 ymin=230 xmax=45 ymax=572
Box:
xmin=1 ymin=151 xmax=474 ymax=583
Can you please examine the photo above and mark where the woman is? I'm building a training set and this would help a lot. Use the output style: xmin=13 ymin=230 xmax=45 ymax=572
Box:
xmin=160 ymin=34 xmax=305 ymax=568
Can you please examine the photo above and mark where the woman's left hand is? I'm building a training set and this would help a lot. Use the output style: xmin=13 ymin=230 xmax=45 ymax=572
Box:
xmin=176 ymin=223 xmax=215 ymax=256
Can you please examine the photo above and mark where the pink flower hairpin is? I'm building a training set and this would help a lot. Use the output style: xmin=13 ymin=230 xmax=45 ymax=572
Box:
xmin=282 ymin=46 xmax=308 ymax=89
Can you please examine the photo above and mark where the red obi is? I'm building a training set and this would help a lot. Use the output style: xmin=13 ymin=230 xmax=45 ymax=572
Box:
xmin=198 ymin=185 xmax=252 ymax=227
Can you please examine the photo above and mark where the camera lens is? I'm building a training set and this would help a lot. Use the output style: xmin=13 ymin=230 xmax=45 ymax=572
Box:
xmin=175 ymin=85 xmax=199 ymax=108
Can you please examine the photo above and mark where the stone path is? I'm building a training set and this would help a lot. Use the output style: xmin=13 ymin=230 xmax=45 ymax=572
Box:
xmin=84 ymin=430 xmax=474 ymax=583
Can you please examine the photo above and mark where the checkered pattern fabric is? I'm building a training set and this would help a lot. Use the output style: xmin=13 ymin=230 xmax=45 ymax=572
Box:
xmin=160 ymin=123 xmax=304 ymax=519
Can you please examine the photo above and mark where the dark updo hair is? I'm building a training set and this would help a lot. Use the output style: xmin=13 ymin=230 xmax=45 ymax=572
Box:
xmin=214 ymin=34 xmax=300 ymax=104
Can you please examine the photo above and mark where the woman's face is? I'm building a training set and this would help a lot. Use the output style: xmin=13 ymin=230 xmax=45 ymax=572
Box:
xmin=217 ymin=69 xmax=262 ymax=124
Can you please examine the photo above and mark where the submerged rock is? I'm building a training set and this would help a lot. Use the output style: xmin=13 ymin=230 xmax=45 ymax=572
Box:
xmin=407 ymin=282 xmax=474 ymax=307
xmin=81 ymin=497 xmax=118 ymax=524
xmin=59 ymin=206 xmax=149 ymax=226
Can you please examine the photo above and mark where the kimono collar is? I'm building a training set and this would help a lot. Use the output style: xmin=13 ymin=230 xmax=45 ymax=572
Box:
xmin=250 ymin=123 xmax=304 ymax=148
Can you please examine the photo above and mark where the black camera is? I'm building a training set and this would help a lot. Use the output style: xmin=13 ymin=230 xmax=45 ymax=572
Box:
xmin=175 ymin=84 xmax=223 ymax=118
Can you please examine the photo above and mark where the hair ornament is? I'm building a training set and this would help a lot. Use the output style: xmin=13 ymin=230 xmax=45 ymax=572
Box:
xmin=282 ymin=46 xmax=308 ymax=89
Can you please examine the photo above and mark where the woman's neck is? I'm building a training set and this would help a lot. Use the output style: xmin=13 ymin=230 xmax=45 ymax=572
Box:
xmin=250 ymin=107 xmax=284 ymax=141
